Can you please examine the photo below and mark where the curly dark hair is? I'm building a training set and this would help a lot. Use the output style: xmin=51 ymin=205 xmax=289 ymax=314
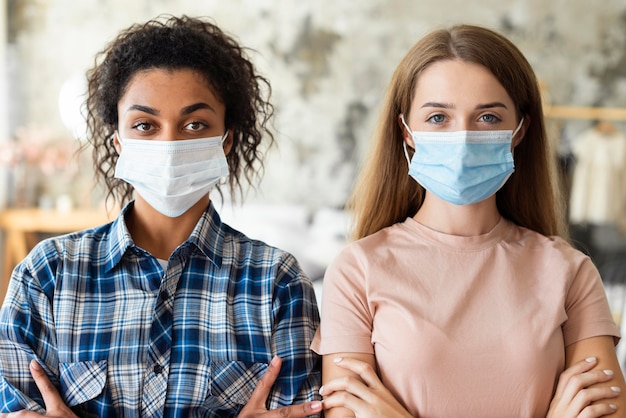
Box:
xmin=84 ymin=14 xmax=275 ymax=207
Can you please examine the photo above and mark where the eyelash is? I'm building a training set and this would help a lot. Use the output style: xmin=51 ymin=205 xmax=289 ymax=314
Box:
xmin=186 ymin=121 xmax=207 ymax=131
xmin=130 ymin=121 xmax=209 ymax=132
xmin=425 ymin=113 xmax=502 ymax=125
xmin=427 ymin=114 xmax=446 ymax=124
xmin=479 ymin=114 xmax=501 ymax=124
xmin=132 ymin=121 xmax=153 ymax=132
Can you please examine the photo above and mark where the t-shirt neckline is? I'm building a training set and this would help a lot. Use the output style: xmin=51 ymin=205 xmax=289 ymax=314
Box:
xmin=402 ymin=216 xmax=511 ymax=251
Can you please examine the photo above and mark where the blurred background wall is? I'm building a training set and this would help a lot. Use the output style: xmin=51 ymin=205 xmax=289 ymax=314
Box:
xmin=1 ymin=1 xmax=626 ymax=305
xmin=2 ymin=0 xmax=625 ymax=211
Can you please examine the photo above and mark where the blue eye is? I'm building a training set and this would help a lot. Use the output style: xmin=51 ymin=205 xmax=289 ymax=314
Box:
xmin=480 ymin=114 xmax=500 ymax=123
xmin=427 ymin=114 xmax=446 ymax=123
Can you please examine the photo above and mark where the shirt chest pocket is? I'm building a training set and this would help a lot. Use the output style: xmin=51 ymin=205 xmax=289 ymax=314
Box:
xmin=208 ymin=360 xmax=269 ymax=409
xmin=59 ymin=360 xmax=107 ymax=407
xmin=57 ymin=359 xmax=269 ymax=411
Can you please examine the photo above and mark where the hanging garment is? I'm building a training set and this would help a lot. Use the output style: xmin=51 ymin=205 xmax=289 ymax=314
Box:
xmin=569 ymin=127 xmax=626 ymax=226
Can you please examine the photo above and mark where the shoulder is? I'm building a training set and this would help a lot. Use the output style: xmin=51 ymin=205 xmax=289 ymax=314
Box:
xmin=221 ymin=221 xmax=300 ymax=266
xmin=505 ymin=222 xmax=595 ymax=283
xmin=219 ymin=221 xmax=315 ymax=290
xmin=10 ymin=222 xmax=115 ymax=297
xmin=26 ymin=221 xmax=115 ymax=266
xmin=323 ymin=221 xmax=411 ymax=287
xmin=509 ymin=223 xmax=587 ymax=262
xmin=334 ymin=219 xmax=414 ymax=263
xmin=352 ymin=220 xmax=411 ymax=251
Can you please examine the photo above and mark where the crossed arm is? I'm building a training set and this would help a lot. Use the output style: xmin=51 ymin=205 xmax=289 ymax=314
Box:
xmin=0 ymin=356 xmax=322 ymax=418
xmin=320 ymin=336 xmax=626 ymax=418
xmin=3 ymin=341 xmax=622 ymax=418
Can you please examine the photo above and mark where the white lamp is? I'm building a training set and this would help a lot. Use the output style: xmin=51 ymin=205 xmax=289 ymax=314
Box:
xmin=58 ymin=72 xmax=88 ymax=141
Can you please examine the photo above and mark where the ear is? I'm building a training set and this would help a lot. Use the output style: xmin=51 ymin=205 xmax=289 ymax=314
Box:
xmin=222 ymin=129 xmax=234 ymax=156
xmin=112 ymin=131 xmax=122 ymax=154
xmin=512 ymin=116 xmax=529 ymax=149
xmin=397 ymin=114 xmax=415 ymax=148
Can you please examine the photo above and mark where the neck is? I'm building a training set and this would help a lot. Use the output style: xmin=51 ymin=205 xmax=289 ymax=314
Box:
xmin=414 ymin=193 xmax=501 ymax=236
xmin=126 ymin=196 xmax=210 ymax=259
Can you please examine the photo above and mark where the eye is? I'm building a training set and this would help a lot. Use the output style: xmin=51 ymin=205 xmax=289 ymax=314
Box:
xmin=132 ymin=122 xmax=153 ymax=132
xmin=479 ymin=114 xmax=501 ymax=124
xmin=426 ymin=114 xmax=446 ymax=124
xmin=185 ymin=121 xmax=208 ymax=131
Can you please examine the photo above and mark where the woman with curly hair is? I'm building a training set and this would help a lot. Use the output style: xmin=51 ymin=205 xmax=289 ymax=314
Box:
xmin=0 ymin=15 xmax=321 ymax=417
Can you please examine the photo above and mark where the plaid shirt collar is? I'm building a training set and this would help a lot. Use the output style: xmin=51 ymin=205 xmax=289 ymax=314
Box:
xmin=103 ymin=201 xmax=224 ymax=273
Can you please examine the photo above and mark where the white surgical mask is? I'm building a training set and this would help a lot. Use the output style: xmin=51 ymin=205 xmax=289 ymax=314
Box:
xmin=401 ymin=116 xmax=523 ymax=205
xmin=114 ymin=134 xmax=229 ymax=217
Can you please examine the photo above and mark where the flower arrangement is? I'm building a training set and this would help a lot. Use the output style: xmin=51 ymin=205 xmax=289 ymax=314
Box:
xmin=0 ymin=124 xmax=81 ymax=208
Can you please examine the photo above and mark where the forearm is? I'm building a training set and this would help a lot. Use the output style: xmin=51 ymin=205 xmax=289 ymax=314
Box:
xmin=0 ymin=268 xmax=58 ymax=412
xmin=270 ymin=270 xmax=321 ymax=408
xmin=563 ymin=336 xmax=626 ymax=410
xmin=0 ymin=381 xmax=46 ymax=413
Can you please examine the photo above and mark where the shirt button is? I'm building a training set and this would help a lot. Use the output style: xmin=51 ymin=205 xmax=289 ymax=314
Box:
xmin=153 ymin=364 xmax=163 ymax=374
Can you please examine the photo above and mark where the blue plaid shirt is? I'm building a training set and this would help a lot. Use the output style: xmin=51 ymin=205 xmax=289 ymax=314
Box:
xmin=0 ymin=202 xmax=321 ymax=417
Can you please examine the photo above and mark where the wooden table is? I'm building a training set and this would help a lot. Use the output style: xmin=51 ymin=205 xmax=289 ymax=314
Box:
xmin=0 ymin=208 xmax=115 ymax=304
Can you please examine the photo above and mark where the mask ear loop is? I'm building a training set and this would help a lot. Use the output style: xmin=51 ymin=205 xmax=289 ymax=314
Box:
xmin=217 ymin=130 xmax=231 ymax=187
xmin=512 ymin=118 xmax=524 ymax=138
xmin=402 ymin=143 xmax=411 ymax=167
xmin=510 ymin=118 xmax=525 ymax=157
xmin=399 ymin=115 xmax=413 ymax=167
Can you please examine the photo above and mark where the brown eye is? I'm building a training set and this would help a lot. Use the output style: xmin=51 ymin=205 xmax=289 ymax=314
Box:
xmin=185 ymin=121 xmax=207 ymax=131
xmin=132 ymin=122 xmax=153 ymax=132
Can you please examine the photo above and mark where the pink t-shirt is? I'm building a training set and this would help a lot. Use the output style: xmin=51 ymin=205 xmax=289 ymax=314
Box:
xmin=312 ymin=217 xmax=620 ymax=418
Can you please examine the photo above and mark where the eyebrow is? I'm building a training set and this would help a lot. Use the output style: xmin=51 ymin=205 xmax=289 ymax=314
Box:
xmin=421 ymin=102 xmax=453 ymax=109
xmin=125 ymin=102 xmax=217 ymax=115
xmin=420 ymin=101 xmax=508 ymax=110
xmin=126 ymin=104 xmax=158 ymax=115
xmin=475 ymin=102 xmax=508 ymax=110
xmin=181 ymin=102 xmax=217 ymax=115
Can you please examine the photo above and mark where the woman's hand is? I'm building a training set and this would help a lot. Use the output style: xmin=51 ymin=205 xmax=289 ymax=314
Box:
xmin=0 ymin=360 xmax=78 ymax=418
xmin=238 ymin=356 xmax=323 ymax=418
xmin=320 ymin=357 xmax=413 ymax=418
xmin=547 ymin=357 xmax=620 ymax=418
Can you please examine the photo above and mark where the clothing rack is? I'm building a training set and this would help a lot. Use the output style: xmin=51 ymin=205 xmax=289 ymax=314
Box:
xmin=546 ymin=104 xmax=626 ymax=374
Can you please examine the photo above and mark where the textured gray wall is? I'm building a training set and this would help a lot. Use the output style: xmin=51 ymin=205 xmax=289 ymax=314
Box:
xmin=7 ymin=0 xmax=626 ymax=209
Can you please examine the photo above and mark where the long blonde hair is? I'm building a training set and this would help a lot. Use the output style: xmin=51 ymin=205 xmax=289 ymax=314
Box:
xmin=348 ymin=24 xmax=566 ymax=241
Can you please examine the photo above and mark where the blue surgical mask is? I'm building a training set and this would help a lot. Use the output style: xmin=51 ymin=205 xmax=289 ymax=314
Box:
xmin=401 ymin=116 xmax=523 ymax=206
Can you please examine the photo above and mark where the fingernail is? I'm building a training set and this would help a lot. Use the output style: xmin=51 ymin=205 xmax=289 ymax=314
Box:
xmin=30 ymin=360 xmax=42 ymax=371
xmin=310 ymin=401 xmax=322 ymax=410
xmin=270 ymin=356 xmax=279 ymax=366
xmin=604 ymin=370 xmax=614 ymax=376
xmin=333 ymin=357 xmax=343 ymax=363
xmin=585 ymin=356 xmax=597 ymax=362
xmin=609 ymin=404 xmax=617 ymax=410
xmin=319 ymin=385 xmax=325 ymax=396
xmin=611 ymin=386 xmax=621 ymax=393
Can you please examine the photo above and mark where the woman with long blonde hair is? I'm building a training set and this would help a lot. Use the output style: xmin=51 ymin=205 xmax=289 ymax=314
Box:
xmin=313 ymin=24 xmax=624 ymax=418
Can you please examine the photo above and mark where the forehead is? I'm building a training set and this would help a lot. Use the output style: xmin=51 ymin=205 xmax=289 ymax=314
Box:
xmin=412 ymin=59 xmax=514 ymax=108
xmin=120 ymin=68 xmax=222 ymax=108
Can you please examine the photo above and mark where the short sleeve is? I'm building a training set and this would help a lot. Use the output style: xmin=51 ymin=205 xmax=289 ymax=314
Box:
xmin=563 ymin=257 xmax=620 ymax=347
xmin=311 ymin=245 xmax=374 ymax=355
